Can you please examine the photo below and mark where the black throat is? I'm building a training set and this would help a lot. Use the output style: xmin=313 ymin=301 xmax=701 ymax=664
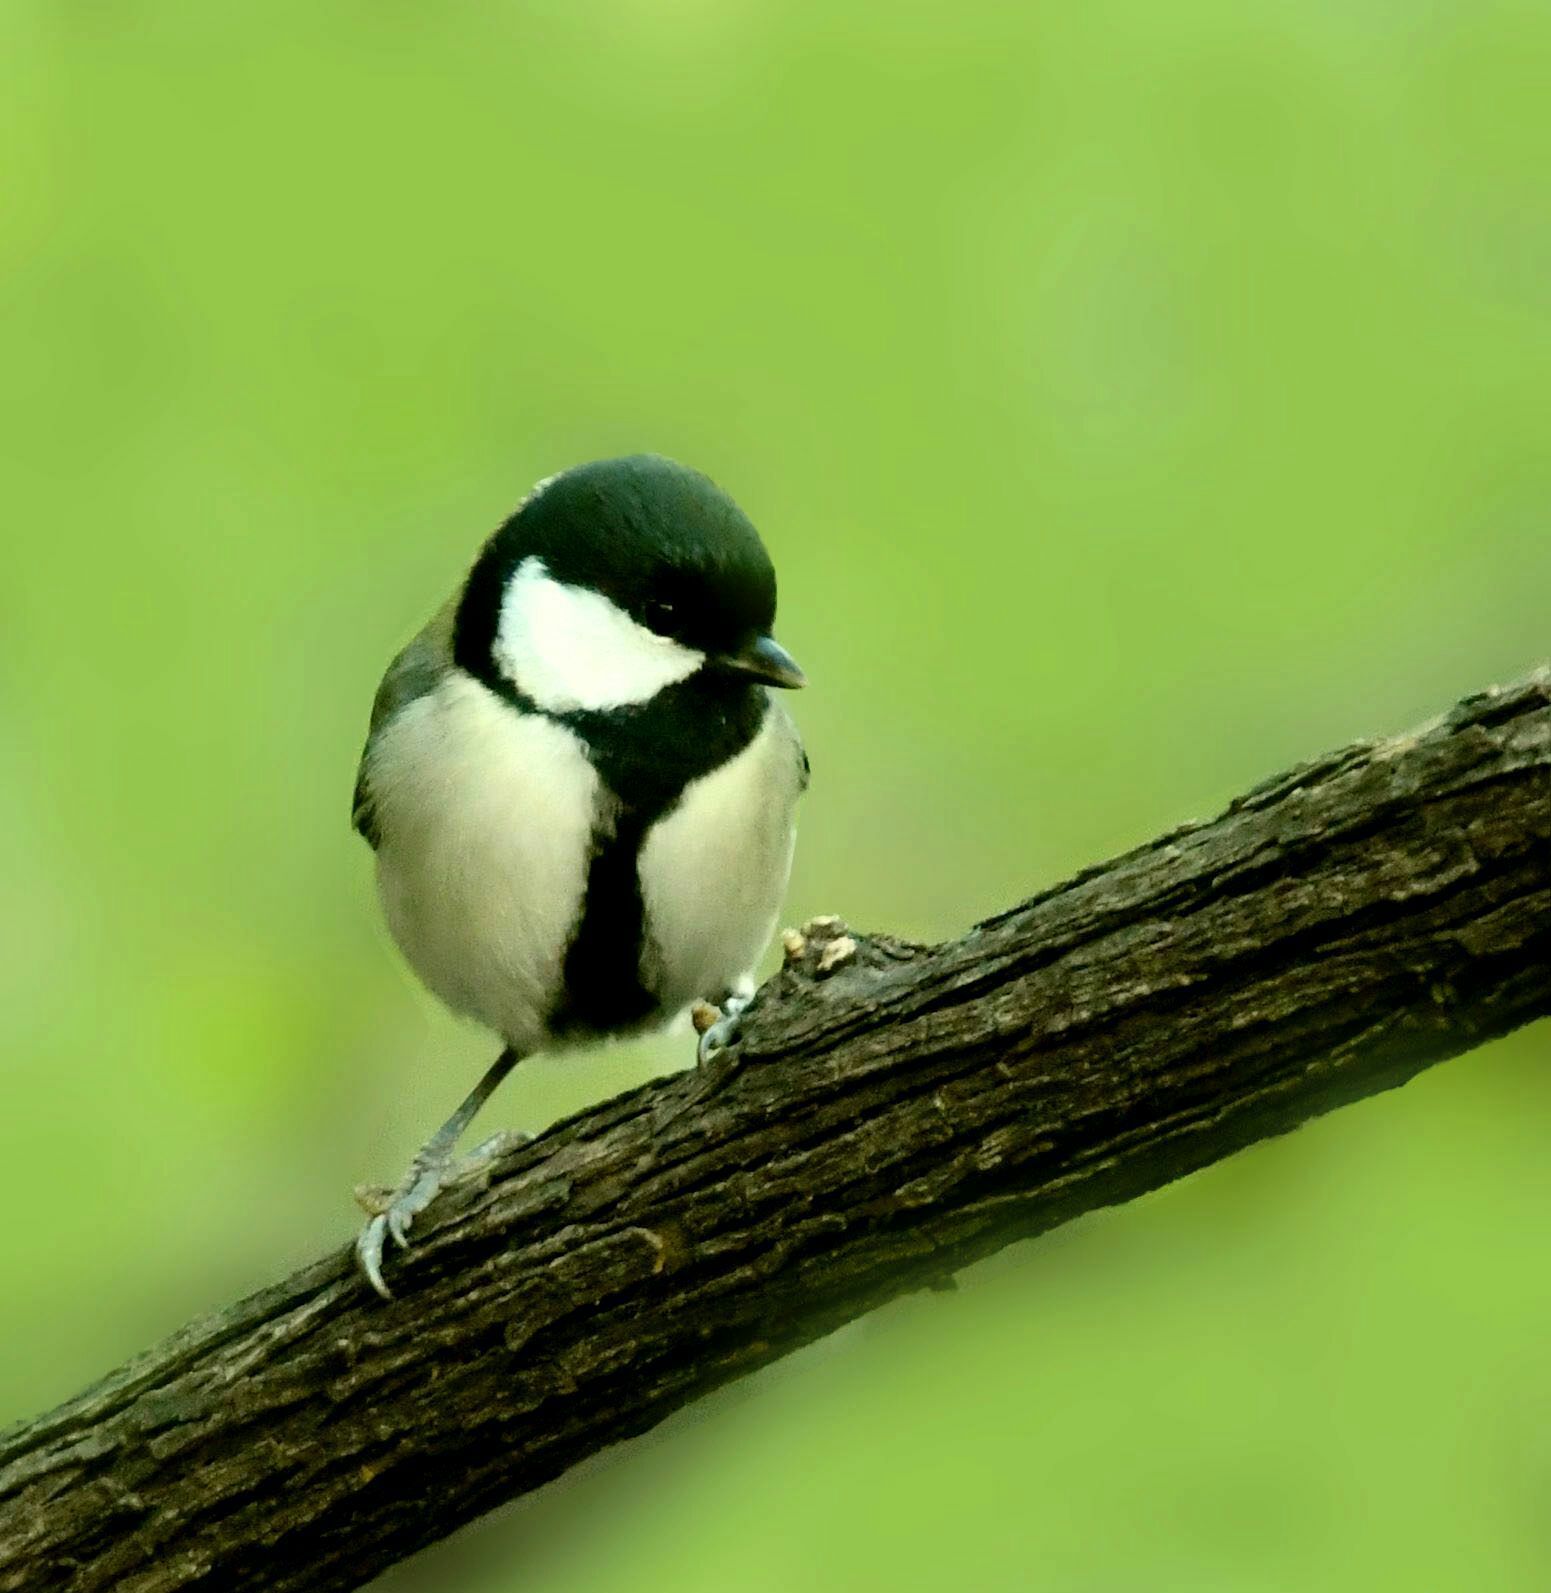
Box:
xmin=473 ymin=665 xmax=769 ymax=1038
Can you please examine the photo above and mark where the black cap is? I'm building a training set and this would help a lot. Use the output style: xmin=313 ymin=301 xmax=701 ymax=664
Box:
xmin=454 ymin=455 xmax=781 ymax=682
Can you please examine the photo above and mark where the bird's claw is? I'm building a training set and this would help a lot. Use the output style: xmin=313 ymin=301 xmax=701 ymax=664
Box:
xmin=354 ymin=1148 xmax=452 ymax=1299
xmin=356 ymin=1215 xmax=394 ymax=1300
xmin=354 ymin=1130 xmax=530 ymax=1300
xmin=694 ymin=991 xmax=751 ymax=1066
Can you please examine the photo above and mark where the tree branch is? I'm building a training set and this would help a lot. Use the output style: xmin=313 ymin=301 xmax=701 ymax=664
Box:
xmin=4 ymin=672 xmax=1550 ymax=1593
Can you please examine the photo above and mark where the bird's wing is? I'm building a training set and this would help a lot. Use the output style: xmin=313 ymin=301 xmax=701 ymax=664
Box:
xmin=352 ymin=597 xmax=458 ymax=849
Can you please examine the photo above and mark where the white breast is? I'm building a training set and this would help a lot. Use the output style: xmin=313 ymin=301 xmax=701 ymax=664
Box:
xmin=365 ymin=673 xmax=599 ymax=1052
xmin=637 ymin=701 xmax=804 ymax=1016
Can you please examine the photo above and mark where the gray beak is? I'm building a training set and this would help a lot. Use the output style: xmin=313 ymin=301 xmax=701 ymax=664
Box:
xmin=716 ymin=634 xmax=807 ymax=690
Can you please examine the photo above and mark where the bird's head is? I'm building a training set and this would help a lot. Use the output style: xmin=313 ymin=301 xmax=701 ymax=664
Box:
xmin=453 ymin=454 xmax=805 ymax=714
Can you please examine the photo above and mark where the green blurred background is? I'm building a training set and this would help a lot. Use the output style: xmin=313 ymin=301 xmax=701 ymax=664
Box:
xmin=4 ymin=1 xmax=1550 ymax=1587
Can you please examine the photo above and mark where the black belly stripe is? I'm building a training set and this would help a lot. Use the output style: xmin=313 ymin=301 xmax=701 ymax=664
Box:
xmin=474 ymin=668 xmax=770 ymax=1040
xmin=551 ymin=803 xmax=657 ymax=1037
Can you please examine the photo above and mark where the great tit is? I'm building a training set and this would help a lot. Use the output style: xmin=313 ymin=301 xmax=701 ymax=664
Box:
xmin=351 ymin=454 xmax=808 ymax=1296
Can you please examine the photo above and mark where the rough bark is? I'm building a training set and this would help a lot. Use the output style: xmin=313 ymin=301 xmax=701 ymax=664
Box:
xmin=3 ymin=672 xmax=1550 ymax=1593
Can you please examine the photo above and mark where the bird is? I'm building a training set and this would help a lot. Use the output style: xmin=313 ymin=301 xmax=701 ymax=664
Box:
xmin=350 ymin=454 xmax=808 ymax=1297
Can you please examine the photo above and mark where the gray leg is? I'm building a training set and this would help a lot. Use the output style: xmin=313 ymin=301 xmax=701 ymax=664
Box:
xmin=695 ymin=982 xmax=753 ymax=1065
xmin=355 ymin=1046 xmax=526 ymax=1299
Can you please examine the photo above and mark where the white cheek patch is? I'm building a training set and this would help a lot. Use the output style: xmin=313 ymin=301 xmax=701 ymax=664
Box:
xmin=493 ymin=556 xmax=704 ymax=712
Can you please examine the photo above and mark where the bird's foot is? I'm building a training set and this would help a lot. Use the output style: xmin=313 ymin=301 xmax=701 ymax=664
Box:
xmin=354 ymin=1128 xmax=529 ymax=1299
xmin=692 ymin=991 xmax=751 ymax=1065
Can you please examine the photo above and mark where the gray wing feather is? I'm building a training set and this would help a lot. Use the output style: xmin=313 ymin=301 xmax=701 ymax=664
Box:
xmin=352 ymin=599 xmax=457 ymax=848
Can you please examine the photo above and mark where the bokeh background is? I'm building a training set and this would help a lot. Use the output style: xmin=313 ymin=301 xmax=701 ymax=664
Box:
xmin=4 ymin=1 xmax=1551 ymax=1588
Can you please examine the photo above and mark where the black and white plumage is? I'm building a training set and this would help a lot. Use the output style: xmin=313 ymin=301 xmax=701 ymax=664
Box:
xmin=352 ymin=455 xmax=807 ymax=1295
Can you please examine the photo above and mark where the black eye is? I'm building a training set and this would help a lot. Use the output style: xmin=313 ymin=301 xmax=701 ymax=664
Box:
xmin=644 ymin=598 xmax=676 ymax=633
